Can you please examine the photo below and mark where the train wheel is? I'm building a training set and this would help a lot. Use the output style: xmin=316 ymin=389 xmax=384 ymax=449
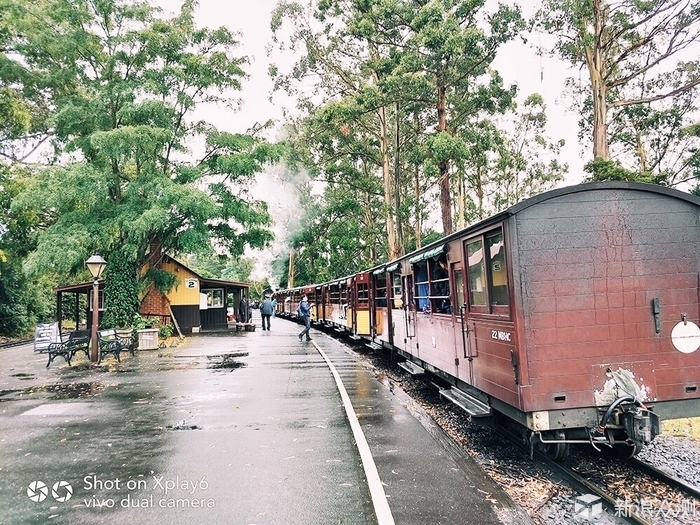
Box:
xmin=538 ymin=430 xmax=569 ymax=461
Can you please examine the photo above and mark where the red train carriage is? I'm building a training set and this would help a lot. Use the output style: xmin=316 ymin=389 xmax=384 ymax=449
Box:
xmin=390 ymin=182 xmax=700 ymax=459
xmin=282 ymin=182 xmax=700 ymax=459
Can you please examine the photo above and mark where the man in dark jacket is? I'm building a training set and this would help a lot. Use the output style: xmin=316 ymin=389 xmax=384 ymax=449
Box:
xmin=298 ymin=295 xmax=312 ymax=341
xmin=239 ymin=297 xmax=247 ymax=323
xmin=260 ymin=295 xmax=274 ymax=331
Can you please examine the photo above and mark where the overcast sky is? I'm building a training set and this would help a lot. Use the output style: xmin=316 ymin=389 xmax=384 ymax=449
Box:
xmin=160 ymin=0 xmax=586 ymax=183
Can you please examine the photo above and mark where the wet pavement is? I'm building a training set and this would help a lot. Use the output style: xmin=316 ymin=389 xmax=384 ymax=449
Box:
xmin=0 ymin=315 xmax=531 ymax=525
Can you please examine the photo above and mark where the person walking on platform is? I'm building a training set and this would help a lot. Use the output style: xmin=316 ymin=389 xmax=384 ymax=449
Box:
xmin=239 ymin=297 xmax=247 ymax=323
xmin=260 ymin=295 xmax=274 ymax=331
xmin=298 ymin=295 xmax=312 ymax=341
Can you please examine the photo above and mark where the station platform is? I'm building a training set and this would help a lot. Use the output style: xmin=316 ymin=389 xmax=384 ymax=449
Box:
xmin=0 ymin=315 xmax=533 ymax=524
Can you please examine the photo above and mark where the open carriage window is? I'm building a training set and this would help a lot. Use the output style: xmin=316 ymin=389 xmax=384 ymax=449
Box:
xmin=357 ymin=283 xmax=369 ymax=306
xmin=413 ymin=256 xmax=452 ymax=314
xmin=414 ymin=262 xmax=430 ymax=312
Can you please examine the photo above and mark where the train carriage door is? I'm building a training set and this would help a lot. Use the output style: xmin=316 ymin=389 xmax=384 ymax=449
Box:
xmin=453 ymin=263 xmax=474 ymax=384
xmin=371 ymin=269 xmax=388 ymax=339
xmin=404 ymin=274 xmax=416 ymax=339
xmin=387 ymin=266 xmax=401 ymax=345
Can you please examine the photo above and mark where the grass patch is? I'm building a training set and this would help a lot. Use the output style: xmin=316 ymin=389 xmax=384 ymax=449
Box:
xmin=662 ymin=417 xmax=700 ymax=440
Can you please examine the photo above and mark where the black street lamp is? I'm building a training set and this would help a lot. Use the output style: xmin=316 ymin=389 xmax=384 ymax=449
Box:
xmin=85 ymin=252 xmax=107 ymax=362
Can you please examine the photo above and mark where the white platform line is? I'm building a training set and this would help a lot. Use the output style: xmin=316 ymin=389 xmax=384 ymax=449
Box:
xmin=312 ymin=341 xmax=395 ymax=525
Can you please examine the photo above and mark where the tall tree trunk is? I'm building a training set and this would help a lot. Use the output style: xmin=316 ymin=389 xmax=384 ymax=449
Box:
xmin=634 ymin=125 xmax=648 ymax=172
xmin=371 ymin=45 xmax=400 ymax=261
xmin=437 ymin=83 xmax=453 ymax=234
xmin=585 ymin=0 xmax=609 ymax=160
xmin=377 ymin=103 xmax=400 ymax=260
xmin=457 ymin=169 xmax=465 ymax=230
xmin=287 ymin=249 xmax=295 ymax=289
xmin=394 ymin=102 xmax=404 ymax=257
xmin=414 ymin=165 xmax=422 ymax=249
xmin=476 ymin=165 xmax=484 ymax=220
xmin=414 ymin=113 xmax=422 ymax=249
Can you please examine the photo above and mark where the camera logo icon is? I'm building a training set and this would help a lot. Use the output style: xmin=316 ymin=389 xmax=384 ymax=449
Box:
xmin=51 ymin=480 xmax=73 ymax=502
xmin=26 ymin=481 xmax=48 ymax=503
xmin=27 ymin=480 xmax=73 ymax=503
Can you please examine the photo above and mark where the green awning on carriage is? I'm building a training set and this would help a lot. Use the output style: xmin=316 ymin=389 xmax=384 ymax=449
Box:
xmin=386 ymin=263 xmax=399 ymax=273
xmin=408 ymin=244 xmax=447 ymax=264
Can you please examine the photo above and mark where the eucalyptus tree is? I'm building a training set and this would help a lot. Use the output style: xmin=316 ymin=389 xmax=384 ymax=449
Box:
xmin=488 ymin=93 xmax=568 ymax=211
xmin=8 ymin=0 xmax=281 ymax=290
xmin=280 ymin=106 xmax=389 ymax=281
xmin=271 ymin=0 xmax=407 ymax=260
xmin=393 ymin=0 xmax=523 ymax=234
xmin=533 ymin=0 xmax=700 ymax=182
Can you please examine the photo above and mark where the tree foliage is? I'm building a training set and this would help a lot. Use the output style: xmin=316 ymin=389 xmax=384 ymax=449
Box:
xmin=533 ymin=0 xmax=700 ymax=186
xmin=4 ymin=0 xmax=282 ymax=316
xmin=270 ymin=0 xmax=570 ymax=284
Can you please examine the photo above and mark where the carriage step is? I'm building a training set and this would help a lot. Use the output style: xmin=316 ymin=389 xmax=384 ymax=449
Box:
xmin=439 ymin=387 xmax=491 ymax=417
xmin=398 ymin=360 xmax=424 ymax=376
xmin=334 ymin=327 xmax=345 ymax=333
xmin=365 ymin=342 xmax=383 ymax=351
xmin=348 ymin=334 xmax=361 ymax=341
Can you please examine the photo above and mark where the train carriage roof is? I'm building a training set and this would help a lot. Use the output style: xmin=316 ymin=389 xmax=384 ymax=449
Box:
xmin=399 ymin=181 xmax=700 ymax=266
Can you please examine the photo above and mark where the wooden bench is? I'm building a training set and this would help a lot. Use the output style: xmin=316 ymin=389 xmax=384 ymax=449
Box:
xmin=46 ymin=330 xmax=91 ymax=367
xmin=97 ymin=329 xmax=136 ymax=363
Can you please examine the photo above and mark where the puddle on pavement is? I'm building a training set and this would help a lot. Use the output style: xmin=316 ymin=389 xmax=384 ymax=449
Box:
xmin=166 ymin=419 xmax=201 ymax=431
xmin=0 ymin=381 xmax=104 ymax=401
xmin=9 ymin=373 xmax=36 ymax=380
xmin=207 ymin=353 xmax=248 ymax=372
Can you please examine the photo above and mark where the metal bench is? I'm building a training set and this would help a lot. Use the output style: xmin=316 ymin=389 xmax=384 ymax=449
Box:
xmin=97 ymin=329 xmax=136 ymax=363
xmin=46 ymin=330 xmax=91 ymax=367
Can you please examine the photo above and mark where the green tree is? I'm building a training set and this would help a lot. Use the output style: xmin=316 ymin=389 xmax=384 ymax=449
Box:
xmin=533 ymin=0 xmax=700 ymax=173
xmin=7 ymin=0 xmax=281 ymax=305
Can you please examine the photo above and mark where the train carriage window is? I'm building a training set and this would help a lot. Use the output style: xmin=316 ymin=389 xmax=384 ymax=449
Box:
xmin=454 ymin=268 xmax=464 ymax=310
xmin=357 ymin=283 xmax=369 ymax=306
xmin=467 ymin=239 xmax=487 ymax=307
xmin=414 ymin=262 xmax=430 ymax=311
xmin=429 ymin=256 xmax=451 ymax=314
xmin=465 ymin=228 xmax=510 ymax=315
xmin=413 ymin=257 xmax=452 ymax=314
xmin=392 ymin=273 xmax=403 ymax=308
xmin=487 ymin=232 xmax=509 ymax=308
xmin=375 ymin=274 xmax=387 ymax=307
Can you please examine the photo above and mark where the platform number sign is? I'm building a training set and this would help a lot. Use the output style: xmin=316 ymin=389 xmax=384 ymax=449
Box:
xmin=185 ymin=278 xmax=198 ymax=289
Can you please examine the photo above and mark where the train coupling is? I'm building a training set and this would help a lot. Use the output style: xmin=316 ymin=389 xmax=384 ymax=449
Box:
xmin=590 ymin=397 xmax=661 ymax=448
xmin=622 ymin=406 xmax=661 ymax=445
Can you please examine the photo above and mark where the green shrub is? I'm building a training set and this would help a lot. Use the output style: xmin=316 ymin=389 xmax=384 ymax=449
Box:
xmin=101 ymin=250 xmax=141 ymax=329
xmin=158 ymin=324 xmax=174 ymax=339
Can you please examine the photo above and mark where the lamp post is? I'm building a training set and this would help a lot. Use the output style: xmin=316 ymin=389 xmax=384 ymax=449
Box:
xmin=86 ymin=252 xmax=107 ymax=362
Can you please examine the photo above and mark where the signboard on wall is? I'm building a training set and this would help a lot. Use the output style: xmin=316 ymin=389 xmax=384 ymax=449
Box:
xmin=185 ymin=278 xmax=198 ymax=289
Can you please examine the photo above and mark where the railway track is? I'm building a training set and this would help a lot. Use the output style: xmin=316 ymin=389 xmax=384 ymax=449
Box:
xmin=489 ymin=422 xmax=700 ymax=524
xmin=0 ymin=338 xmax=33 ymax=350
xmin=331 ymin=330 xmax=700 ymax=525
